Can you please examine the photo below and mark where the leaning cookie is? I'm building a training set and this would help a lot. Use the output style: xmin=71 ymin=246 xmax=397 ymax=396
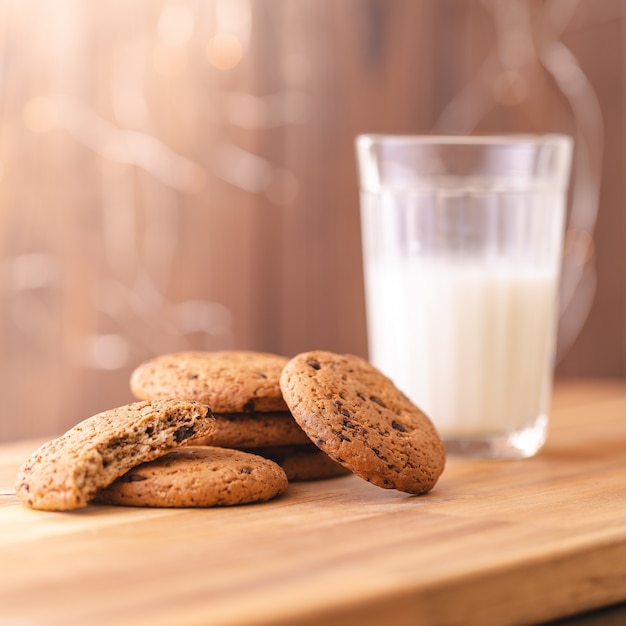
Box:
xmin=130 ymin=350 xmax=290 ymax=413
xmin=95 ymin=446 xmax=288 ymax=507
xmin=15 ymin=399 xmax=215 ymax=511
xmin=248 ymin=444 xmax=352 ymax=482
xmin=279 ymin=351 xmax=446 ymax=495
xmin=190 ymin=411 xmax=311 ymax=449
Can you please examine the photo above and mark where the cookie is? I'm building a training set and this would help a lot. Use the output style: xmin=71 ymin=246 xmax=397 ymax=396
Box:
xmin=95 ymin=446 xmax=288 ymax=507
xmin=130 ymin=351 xmax=289 ymax=413
xmin=15 ymin=399 xmax=215 ymax=511
xmin=279 ymin=351 xmax=446 ymax=494
xmin=190 ymin=411 xmax=311 ymax=449
xmin=249 ymin=444 xmax=352 ymax=482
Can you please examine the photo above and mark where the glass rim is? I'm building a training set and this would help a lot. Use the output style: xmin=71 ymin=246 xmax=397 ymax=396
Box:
xmin=356 ymin=133 xmax=573 ymax=149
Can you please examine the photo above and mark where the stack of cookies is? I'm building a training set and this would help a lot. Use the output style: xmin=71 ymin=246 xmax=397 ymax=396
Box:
xmin=15 ymin=349 xmax=446 ymax=512
xmin=129 ymin=350 xmax=350 ymax=482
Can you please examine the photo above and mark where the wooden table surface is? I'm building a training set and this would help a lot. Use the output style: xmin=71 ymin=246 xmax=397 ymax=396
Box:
xmin=2 ymin=379 xmax=626 ymax=626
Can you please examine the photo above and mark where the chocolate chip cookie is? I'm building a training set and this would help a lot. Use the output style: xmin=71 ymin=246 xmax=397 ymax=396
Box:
xmin=95 ymin=446 xmax=288 ymax=507
xmin=279 ymin=350 xmax=446 ymax=494
xmin=249 ymin=444 xmax=352 ymax=481
xmin=15 ymin=399 xmax=215 ymax=511
xmin=130 ymin=351 xmax=289 ymax=413
xmin=191 ymin=411 xmax=311 ymax=449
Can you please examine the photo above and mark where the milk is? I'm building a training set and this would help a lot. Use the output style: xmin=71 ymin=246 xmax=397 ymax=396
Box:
xmin=364 ymin=258 xmax=559 ymax=436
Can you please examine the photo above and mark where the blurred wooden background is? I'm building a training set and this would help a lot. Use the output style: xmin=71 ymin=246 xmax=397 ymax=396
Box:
xmin=0 ymin=0 xmax=622 ymax=441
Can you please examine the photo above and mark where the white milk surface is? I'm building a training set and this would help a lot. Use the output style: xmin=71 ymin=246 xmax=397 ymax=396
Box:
xmin=365 ymin=259 xmax=558 ymax=436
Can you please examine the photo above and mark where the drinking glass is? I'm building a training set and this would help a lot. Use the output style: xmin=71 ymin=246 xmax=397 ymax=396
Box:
xmin=356 ymin=134 xmax=573 ymax=458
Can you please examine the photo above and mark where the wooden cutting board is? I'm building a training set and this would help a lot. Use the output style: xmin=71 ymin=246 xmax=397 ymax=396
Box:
xmin=2 ymin=379 xmax=626 ymax=626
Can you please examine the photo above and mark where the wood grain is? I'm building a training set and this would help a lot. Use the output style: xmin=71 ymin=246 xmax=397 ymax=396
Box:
xmin=2 ymin=379 xmax=626 ymax=626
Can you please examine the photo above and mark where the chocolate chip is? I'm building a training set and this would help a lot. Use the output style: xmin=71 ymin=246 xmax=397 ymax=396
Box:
xmin=120 ymin=473 xmax=147 ymax=483
xmin=370 ymin=396 xmax=386 ymax=408
xmin=307 ymin=359 xmax=321 ymax=370
xmin=340 ymin=409 xmax=351 ymax=418
xmin=174 ymin=425 xmax=195 ymax=442
xmin=391 ymin=420 xmax=408 ymax=432
xmin=257 ymin=372 xmax=268 ymax=379
xmin=188 ymin=373 xmax=199 ymax=380
xmin=145 ymin=426 xmax=154 ymax=435
xmin=337 ymin=432 xmax=351 ymax=442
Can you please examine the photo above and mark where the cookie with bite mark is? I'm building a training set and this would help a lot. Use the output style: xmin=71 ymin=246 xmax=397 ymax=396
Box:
xmin=15 ymin=399 xmax=214 ymax=511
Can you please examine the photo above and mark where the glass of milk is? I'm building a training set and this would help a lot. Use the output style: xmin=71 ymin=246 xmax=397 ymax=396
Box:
xmin=355 ymin=134 xmax=573 ymax=459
